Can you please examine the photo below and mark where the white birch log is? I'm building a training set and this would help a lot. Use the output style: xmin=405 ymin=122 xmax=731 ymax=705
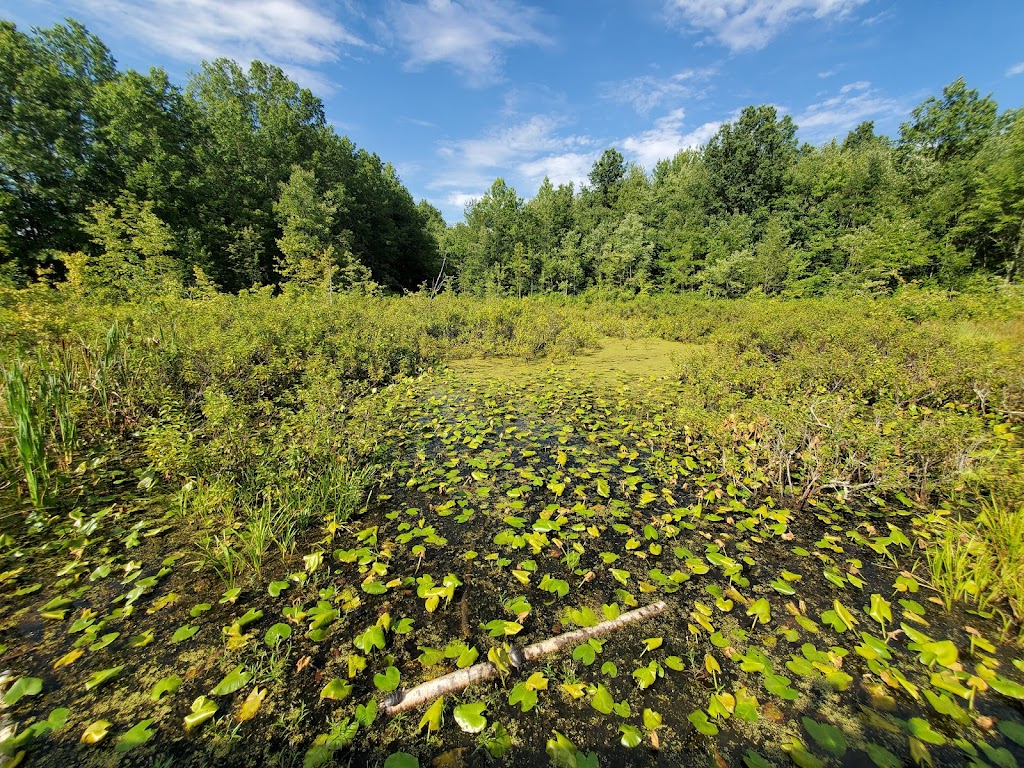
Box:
xmin=381 ymin=600 xmax=667 ymax=716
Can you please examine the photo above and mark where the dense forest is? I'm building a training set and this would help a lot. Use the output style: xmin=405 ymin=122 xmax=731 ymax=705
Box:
xmin=2 ymin=19 xmax=1023 ymax=299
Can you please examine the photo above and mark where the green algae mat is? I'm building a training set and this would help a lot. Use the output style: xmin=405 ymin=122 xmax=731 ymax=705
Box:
xmin=2 ymin=347 xmax=1024 ymax=768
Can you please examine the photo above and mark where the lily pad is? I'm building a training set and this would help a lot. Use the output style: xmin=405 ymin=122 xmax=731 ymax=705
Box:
xmin=3 ymin=676 xmax=42 ymax=705
xmin=453 ymin=701 xmax=487 ymax=733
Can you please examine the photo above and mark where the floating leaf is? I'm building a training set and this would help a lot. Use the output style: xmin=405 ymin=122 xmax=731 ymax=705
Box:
xmin=171 ymin=624 xmax=200 ymax=643
xmin=990 ymin=676 xmax=1024 ymax=700
xmin=908 ymin=717 xmax=946 ymax=745
xmin=590 ymin=684 xmax=614 ymax=714
xmin=320 ymin=678 xmax=353 ymax=701
xmin=865 ymin=742 xmax=902 ymax=768
xmin=85 ymin=665 xmax=123 ymax=691
xmin=3 ymin=676 xmax=42 ymax=705
xmin=151 ymin=674 xmax=182 ymax=701
xmin=572 ymin=643 xmax=596 ymax=666
xmin=418 ymin=696 xmax=444 ymax=733
xmin=453 ymin=702 xmax=487 ymax=733
xmin=747 ymin=598 xmax=771 ymax=625
xmin=211 ymin=665 xmax=251 ymax=696
xmin=374 ymin=666 xmax=401 ymax=692
xmin=90 ymin=632 xmax=119 ymax=651
xmin=237 ymin=687 xmax=267 ymax=722
xmin=265 ymin=622 xmax=292 ymax=646
xmin=642 ymin=637 xmax=663 ymax=653
xmin=801 ymin=717 xmax=847 ymax=756
xmin=185 ymin=696 xmax=218 ymax=731
xmin=81 ymin=719 xmax=112 ymax=745
xmin=383 ymin=753 xmax=419 ymax=768
xmin=643 ymin=709 xmax=663 ymax=730
xmin=53 ymin=648 xmax=84 ymax=670
xmin=998 ymin=720 xmax=1024 ymax=747
xmin=115 ymin=719 xmax=155 ymax=752
xmin=620 ymin=724 xmax=643 ymax=748
xmin=687 ymin=710 xmax=719 ymax=736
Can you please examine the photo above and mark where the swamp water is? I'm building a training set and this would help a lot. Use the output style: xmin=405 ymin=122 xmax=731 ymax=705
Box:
xmin=1 ymin=338 xmax=1023 ymax=767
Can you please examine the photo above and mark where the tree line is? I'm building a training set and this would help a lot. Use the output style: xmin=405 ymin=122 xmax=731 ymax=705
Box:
xmin=2 ymin=19 xmax=1022 ymax=298
xmin=444 ymin=86 xmax=1022 ymax=297
xmin=0 ymin=19 xmax=439 ymax=295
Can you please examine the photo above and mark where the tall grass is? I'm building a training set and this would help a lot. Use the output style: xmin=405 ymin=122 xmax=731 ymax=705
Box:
xmin=3 ymin=362 xmax=49 ymax=508
xmin=926 ymin=499 xmax=1024 ymax=632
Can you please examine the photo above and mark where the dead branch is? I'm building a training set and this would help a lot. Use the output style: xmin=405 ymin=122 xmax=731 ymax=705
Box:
xmin=380 ymin=600 xmax=668 ymax=716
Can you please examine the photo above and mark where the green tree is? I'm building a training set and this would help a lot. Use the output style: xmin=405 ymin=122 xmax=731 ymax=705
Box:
xmin=899 ymin=77 xmax=998 ymax=164
xmin=0 ymin=19 xmax=117 ymax=273
xmin=186 ymin=59 xmax=327 ymax=288
xmin=958 ymin=115 xmax=1024 ymax=281
xmin=274 ymin=166 xmax=349 ymax=290
xmin=703 ymin=105 xmax=798 ymax=218
xmin=588 ymin=148 xmax=626 ymax=209
xmin=81 ymin=192 xmax=179 ymax=298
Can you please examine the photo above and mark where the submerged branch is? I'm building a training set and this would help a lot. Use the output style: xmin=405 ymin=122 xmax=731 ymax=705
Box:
xmin=381 ymin=600 xmax=668 ymax=716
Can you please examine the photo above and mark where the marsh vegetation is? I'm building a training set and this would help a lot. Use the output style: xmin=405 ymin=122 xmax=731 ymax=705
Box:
xmin=1 ymin=287 xmax=1023 ymax=768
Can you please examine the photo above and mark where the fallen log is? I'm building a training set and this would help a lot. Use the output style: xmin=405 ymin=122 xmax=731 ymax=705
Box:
xmin=381 ymin=600 xmax=668 ymax=716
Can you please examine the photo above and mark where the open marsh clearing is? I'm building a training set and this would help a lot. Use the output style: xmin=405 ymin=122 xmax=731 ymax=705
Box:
xmin=3 ymin=325 xmax=1024 ymax=768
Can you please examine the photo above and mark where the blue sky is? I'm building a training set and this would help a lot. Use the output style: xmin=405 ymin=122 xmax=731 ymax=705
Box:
xmin=5 ymin=1 xmax=1024 ymax=222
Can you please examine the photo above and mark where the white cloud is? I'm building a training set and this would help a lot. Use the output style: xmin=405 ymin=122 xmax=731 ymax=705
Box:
xmin=517 ymin=151 xmax=598 ymax=189
xmin=665 ymin=0 xmax=868 ymax=51
xmin=72 ymin=0 xmax=366 ymax=90
xmin=601 ymin=68 xmax=715 ymax=115
xmin=389 ymin=0 xmax=550 ymax=86
xmin=446 ymin=192 xmax=482 ymax=209
xmin=795 ymin=81 xmax=904 ymax=142
xmin=428 ymin=114 xmax=598 ymax=217
xmin=621 ymin=108 xmax=720 ymax=169
xmin=1008 ymin=62 xmax=1024 ymax=77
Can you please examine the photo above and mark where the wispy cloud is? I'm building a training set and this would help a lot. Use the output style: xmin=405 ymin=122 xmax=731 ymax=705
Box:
xmin=429 ymin=114 xmax=597 ymax=212
xmin=71 ymin=0 xmax=367 ymax=91
xmin=1008 ymin=62 xmax=1024 ymax=77
xmin=795 ymin=80 xmax=905 ymax=142
xmin=517 ymin=152 xmax=598 ymax=189
xmin=446 ymin=191 xmax=484 ymax=210
xmin=601 ymin=68 xmax=716 ymax=115
xmin=388 ymin=0 xmax=551 ymax=87
xmin=664 ymin=0 xmax=868 ymax=51
xmin=621 ymin=108 xmax=720 ymax=169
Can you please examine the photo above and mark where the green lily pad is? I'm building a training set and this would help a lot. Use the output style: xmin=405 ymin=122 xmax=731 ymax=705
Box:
xmin=453 ymin=701 xmax=487 ymax=733
xmin=85 ymin=665 xmax=124 ymax=691
xmin=264 ymin=622 xmax=292 ymax=646
xmin=620 ymin=724 xmax=643 ymax=748
xmin=383 ymin=753 xmax=419 ymax=768
xmin=320 ymin=678 xmax=353 ymax=701
xmin=171 ymin=624 xmax=200 ymax=643
xmin=151 ymin=674 xmax=182 ymax=701
xmin=688 ymin=709 xmax=719 ymax=736
xmin=801 ymin=716 xmax=847 ymax=756
xmin=184 ymin=696 xmax=218 ymax=731
xmin=3 ymin=676 xmax=42 ymax=706
xmin=210 ymin=664 xmax=251 ymax=696
xmin=114 ymin=719 xmax=155 ymax=752
xmin=374 ymin=666 xmax=401 ymax=692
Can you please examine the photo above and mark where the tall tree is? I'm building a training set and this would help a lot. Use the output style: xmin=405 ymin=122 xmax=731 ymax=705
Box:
xmin=186 ymin=59 xmax=327 ymax=288
xmin=703 ymin=105 xmax=798 ymax=218
xmin=0 ymin=19 xmax=117 ymax=273
xmin=899 ymin=77 xmax=998 ymax=164
xmin=958 ymin=114 xmax=1024 ymax=280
